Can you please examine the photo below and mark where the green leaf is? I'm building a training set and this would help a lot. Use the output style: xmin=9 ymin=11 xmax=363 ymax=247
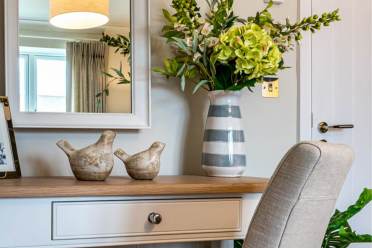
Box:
xmin=152 ymin=67 xmax=167 ymax=74
xmin=102 ymin=71 xmax=114 ymax=78
xmin=118 ymin=79 xmax=131 ymax=84
xmin=329 ymin=188 xmax=372 ymax=231
xmin=192 ymin=31 xmax=198 ymax=53
xmin=214 ymin=63 xmax=234 ymax=90
xmin=163 ymin=58 xmax=172 ymax=71
xmin=176 ymin=64 xmax=186 ymax=77
xmin=109 ymin=62 xmax=125 ymax=78
xmin=264 ymin=0 xmax=274 ymax=11
xmin=234 ymin=240 xmax=244 ymax=248
xmin=163 ymin=30 xmax=184 ymax=39
xmin=112 ymin=68 xmax=125 ymax=78
xmin=162 ymin=9 xmax=176 ymax=23
xmin=171 ymin=37 xmax=190 ymax=55
xmin=186 ymin=65 xmax=197 ymax=79
xmin=226 ymin=78 xmax=257 ymax=91
xmin=322 ymin=188 xmax=372 ymax=248
xmin=180 ymin=75 xmax=186 ymax=91
xmin=192 ymin=80 xmax=209 ymax=94
xmin=213 ymin=77 xmax=224 ymax=91
xmin=170 ymin=59 xmax=181 ymax=74
xmin=100 ymin=33 xmax=131 ymax=56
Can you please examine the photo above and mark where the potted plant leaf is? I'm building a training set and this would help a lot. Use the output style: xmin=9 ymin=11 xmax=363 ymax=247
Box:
xmin=322 ymin=188 xmax=372 ymax=247
xmin=154 ymin=0 xmax=341 ymax=177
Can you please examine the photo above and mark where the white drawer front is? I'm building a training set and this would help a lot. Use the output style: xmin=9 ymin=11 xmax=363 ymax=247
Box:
xmin=52 ymin=198 xmax=242 ymax=240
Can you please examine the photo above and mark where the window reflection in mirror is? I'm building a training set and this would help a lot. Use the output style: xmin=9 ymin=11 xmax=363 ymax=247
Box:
xmin=18 ymin=0 xmax=131 ymax=113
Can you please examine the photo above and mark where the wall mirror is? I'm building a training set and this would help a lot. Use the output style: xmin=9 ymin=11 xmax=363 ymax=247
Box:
xmin=5 ymin=0 xmax=150 ymax=129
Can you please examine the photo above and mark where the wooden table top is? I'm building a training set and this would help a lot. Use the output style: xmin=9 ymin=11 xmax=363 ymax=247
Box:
xmin=0 ymin=176 xmax=268 ymax=198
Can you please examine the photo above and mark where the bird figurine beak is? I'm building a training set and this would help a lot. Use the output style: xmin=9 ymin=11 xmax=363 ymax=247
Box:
xmin=151 ymin=142 xmax=166 ymax=153
xmin=96 ymin=130 xmax=117 ymax=145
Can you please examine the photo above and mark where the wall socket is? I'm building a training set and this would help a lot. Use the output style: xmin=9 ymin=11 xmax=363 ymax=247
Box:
xmin=262 ymin=78 xmax=279 ymax=98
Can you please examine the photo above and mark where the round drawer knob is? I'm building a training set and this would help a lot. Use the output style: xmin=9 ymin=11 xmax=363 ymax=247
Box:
xmin=148 ymin=212 xmax=162 ymax=224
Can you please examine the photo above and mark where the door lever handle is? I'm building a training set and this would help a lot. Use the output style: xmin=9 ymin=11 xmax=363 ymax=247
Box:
xmin=319 ymin=122 xmax=354 ymax=133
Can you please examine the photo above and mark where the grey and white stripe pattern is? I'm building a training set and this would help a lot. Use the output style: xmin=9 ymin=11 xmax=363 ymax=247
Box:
xmin=208 ymin=105 xmax=242 ymax=118
xmin=202 ymin=91 xmax=246 ymax=177
xmin=202 ymin=105 xmax=246 ymax=167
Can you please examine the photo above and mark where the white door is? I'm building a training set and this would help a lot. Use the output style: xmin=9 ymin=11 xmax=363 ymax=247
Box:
xmin=307 ymin=0 xmax=372 ymax=245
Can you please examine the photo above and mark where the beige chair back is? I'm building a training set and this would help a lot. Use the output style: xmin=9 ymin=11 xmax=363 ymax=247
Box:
xmin=244 ymin=142 xmax=353 ymax=248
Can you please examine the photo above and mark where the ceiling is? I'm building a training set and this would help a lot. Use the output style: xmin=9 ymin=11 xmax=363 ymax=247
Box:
xmin=19 ymin=0 xmax=131 ymax=27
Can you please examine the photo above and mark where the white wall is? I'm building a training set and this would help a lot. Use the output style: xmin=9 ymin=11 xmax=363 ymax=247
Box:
xmin=2 ymin=0 xmax=298 ymax=247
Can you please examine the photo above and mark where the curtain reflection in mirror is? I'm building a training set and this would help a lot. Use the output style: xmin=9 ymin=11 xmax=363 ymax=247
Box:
xmin=66 ymin=41 xmax=108 ymax=113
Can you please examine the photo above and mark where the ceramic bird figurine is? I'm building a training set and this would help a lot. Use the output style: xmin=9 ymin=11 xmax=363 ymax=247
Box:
xmin=57 ymin=130 xmax=116 ymax=181
xmin=115 ymin=142 xmax=165 ymax=180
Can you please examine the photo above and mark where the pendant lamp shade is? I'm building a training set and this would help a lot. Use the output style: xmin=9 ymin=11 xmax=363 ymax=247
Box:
xmin=49 ymin=0 xmax=109 ymax=29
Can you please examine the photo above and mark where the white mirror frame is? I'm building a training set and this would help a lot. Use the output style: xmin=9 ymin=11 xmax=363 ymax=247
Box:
xmin=4 ymin=0 xmax=151 ymax=129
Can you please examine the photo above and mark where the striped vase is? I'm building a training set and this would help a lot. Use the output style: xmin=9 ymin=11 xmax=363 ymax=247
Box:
xmin=202 ymin=91 xmax=246 ymax=177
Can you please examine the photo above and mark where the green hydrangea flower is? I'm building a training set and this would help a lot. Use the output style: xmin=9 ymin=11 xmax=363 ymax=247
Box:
xmin=214 ymin=23 xmax=282 ymax=80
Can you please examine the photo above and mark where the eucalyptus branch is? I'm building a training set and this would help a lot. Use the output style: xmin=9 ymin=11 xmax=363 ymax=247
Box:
xmin=205 ymin=0 xmax=237 ymax=35
xmin=169 ymin=0 xmax=201 ymax=33
xmin=284 ymin=10 xmax=341 ymax=36
xmin=194 ymin=61 xmax=214 ymax=84
xmin=249 ymin=1 xmax=341 ymax=52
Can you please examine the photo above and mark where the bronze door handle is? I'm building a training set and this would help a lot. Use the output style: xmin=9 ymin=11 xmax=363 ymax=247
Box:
xmin=319 ymin=122 xmax=354 ymax=133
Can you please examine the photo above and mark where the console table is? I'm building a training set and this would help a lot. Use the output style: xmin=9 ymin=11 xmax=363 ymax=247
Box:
xmin=0 ymin=176 xmax=268 ymax=248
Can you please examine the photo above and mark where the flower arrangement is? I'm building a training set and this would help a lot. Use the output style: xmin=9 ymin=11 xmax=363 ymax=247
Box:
xmin=154 ymin=0 xmax=341 ymax=93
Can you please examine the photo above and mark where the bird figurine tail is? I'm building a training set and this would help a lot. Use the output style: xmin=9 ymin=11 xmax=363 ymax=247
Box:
xmin=115 ymin=149 xmax=131 ymax=163
xmin=56 ymin=140 xmax=76 ymax=158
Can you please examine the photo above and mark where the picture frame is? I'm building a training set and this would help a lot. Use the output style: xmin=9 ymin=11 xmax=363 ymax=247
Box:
xmin=0 ymin=97 xmax=21 ymax=179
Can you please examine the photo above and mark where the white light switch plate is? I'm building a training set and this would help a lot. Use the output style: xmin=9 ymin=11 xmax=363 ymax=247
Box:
xmin=264 ymin=0 xmax=284 ymax=4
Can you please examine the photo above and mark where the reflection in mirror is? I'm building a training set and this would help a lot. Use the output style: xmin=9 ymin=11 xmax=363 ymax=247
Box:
xmin=18 ymin=0 xmax=131 ymax=113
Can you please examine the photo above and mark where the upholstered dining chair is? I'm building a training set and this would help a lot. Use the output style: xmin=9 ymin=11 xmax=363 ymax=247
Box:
xmin=244 ymin=141 xmax=354 ymax=248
